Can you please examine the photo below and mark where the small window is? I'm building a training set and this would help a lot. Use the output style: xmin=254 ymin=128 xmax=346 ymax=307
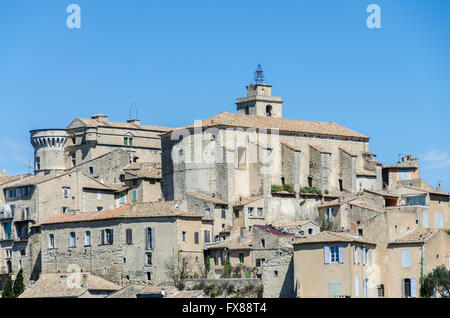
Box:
xmin=147 ymin=272 xmax=152 ymax=281
xmin=70 ymin=232 xmax=76 ymax=247
xmin=308 ymin=177 xmax=313 ymax=188
xmin=221 ymin=209 xmax=226 ymax=219
xmin=257 ymin=208 xmax=263 ymax=217
xmin=97 ymin=192 xmax=101 ymax=200
xmin=146 ymin=252 xmax=152 ymax=266
xmin=85 ymin=231 xmax=91 ymax=246
xmin=261 ymin=239 xmax=265 ymax=248
xmin=274 ymin=270 xmax=278 ymax=276
xmin=63 ymin=187 xmax=70 ymax=198
xmin=239 ymin=253 xmax=244 ymax=263
xmin=248 ymin=207 xmax=254 ymax=217
xmin=126 ymin=229 xmax=133 ymax=245
xmin=204 ymin=230 xmax=211 ymax=243
xmin=308 ymin=228 xmax=313 ymax=235
xmin=358 ymin=229 xmax=363 ymax=237
xmin=266 ymin=105 xmax=272 ymax=117
xmin=61 ymin=207 xmax=70 ymax=214
xmin=204 ymin=208 xmax=210 ymax=216
xmin=89 ymin=167 xmax=94 ymax=174
xmin=20 ymin=249 xmax=26 ymax=256
xmin=182 ymin=231 xmax=187 ymax=242
xmin=101 ymin=229 xmax=113 ymax=245
xmin=377 ymin=285 xmax=384 ymax=297
xmin=194 ymin=232 xmax=199 ymax=244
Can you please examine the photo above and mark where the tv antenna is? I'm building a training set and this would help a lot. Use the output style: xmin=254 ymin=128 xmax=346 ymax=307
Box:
xmin=129 ymin=102 xmax=139 ymax=120
xmin=254 ymin=64 xmax=265 ymax=84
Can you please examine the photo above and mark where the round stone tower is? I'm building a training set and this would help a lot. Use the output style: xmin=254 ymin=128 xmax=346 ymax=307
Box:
xmin=30 ymin=129 xmax=69 ymax=174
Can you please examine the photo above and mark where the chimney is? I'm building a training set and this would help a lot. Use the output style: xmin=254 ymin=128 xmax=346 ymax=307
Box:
xmin=91 ymin=114 xmax=109 ymax=122
xmin=436 ymin=181 xmax=442 ymax=193
xmin=127 ymin=119 xmax=141 ymax=126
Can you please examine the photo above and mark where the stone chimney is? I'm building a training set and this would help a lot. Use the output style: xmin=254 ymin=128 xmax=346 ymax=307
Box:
xmin=91 ymin=114 xmax=108 ymax=122
xmin=127 ymin=119 xmax=141 ymax=126
xmin=436 ymin=181 xmax=442 ymax=193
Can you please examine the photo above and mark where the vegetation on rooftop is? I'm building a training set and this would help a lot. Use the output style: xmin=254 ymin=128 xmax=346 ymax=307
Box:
xmin=299 ymin=186 xmax=322 ymax=196
xmin=271 ymin=184 xmax=295 ymax=194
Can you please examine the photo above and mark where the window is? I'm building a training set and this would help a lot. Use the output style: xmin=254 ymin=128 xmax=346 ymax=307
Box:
xmin=402 ymin=250 xmax=411 ymax=268
xmin=20 ymin=249 xmax=26 ymax=256
xmin=70 ymin=232 xmax=76 ymax=247
xmin=182 ymin=231 xmax=187 ymax=242
xmin=377 ymin=285 xmax=385 ymax=297
xmin=248 ymin=207 xmax=254 ymax=217
xmin=406 ymin=196 xmax=426 ymax=206
xmin=89 ymin=167 xmax=94 ymax=174
xmin=194 ymin=232 xmax=199 ymax=244
xmin=146 ymin=252 xmax=152 ymax=266
xmin=308 ymin=177 xmax=313 ymax=188
xmin=324 ymin=245 xmax=344 ymax=264
xmin=239 ymin=253 xmax=244 ymax=263
xmin=237 ymin=147 xmax=246 ymax=168
xmin=266 ymin=105 xmax=272 ymax=117
xmin=244 ymin=105 xmax=249 ymax=115
xmin=308 ymin=228 xmax=313 ymax=235
xmin=353 ymin=246 xmax=360 ymax=264
xmin=147 ymin=272 xmax=152 ymax=281
xmin=221 ymin=209 xmax=226 ymax=219
xmin=339 ymin=179 xmax=343 ymax=191
xmin=97 ymin=191 xmax=101 ymax=200
xmin=204 ymin=230 xmax=211 ymax=243
xmin=256 ymin=258 xmax=265 ymax=267
xmin=329 ymin=282 xmax=341 ymax=298
xmin=435 ymin=213 xmax=443 ymax=228
xmin=145 ymin=228 xmax=154 ymax=250
xmin=85 ymin=231 xmax=91 ymax=246
xmin=354 ymin=277 xmax=359 ymax=297
xmin=49 ymin=234 xmax=55 ymax=248
xmin=204 ymin=208 xmax=210 ymax=216
xmin=261 ymin=239 xmax=265 ymax=248
xmin=132 ymin=190 xmax=137 ymax=202
xmin=358 ymin=229 xmax=363 ymax=237
xmin=257 ymin=208 xmax=263 ymax=217
xmin=120 ymin=192 xmax=126 ymax=204
xmin=101 ymin=229 xmax=113 ymax=245
xmin=423 ymin=211 xmax=429 ymax=227
xmin=403 ymin=278 xmax=416 ymax=298
xmin=96 ymin=207 xmax=103 ymax=212
xmin=36 ymin=157 xmax=40 ymax=170
xmin=398 ymin=169 xmax=410 ymax=181
xmin=126 ymin=229 xmax=133 ymax=245
xmin=325 ymin=208 xmax=333 ymax=222
xmin=61 ymin=207 xmax=70 ymax=214
xmin=281 ymin=177 xmax=285 ymax=185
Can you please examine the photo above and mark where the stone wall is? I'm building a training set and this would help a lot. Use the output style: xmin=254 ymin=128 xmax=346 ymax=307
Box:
xmin=262 ymin=251 xmax=294 ymax=298
xmin=184 ymin=278 xmax=262 ymax=291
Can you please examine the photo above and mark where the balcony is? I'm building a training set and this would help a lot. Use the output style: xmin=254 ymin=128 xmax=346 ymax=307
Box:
xmin=0 ymin=210 xmax=14 ymax=220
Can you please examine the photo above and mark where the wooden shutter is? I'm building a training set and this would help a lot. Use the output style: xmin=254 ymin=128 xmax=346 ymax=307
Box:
xmin=411 ymin=279 xmax=416 ymax=298
xmin=145 ymin=228 xmax=150 ymax=250
xmin=151 ymin=227 xmax=155 ymax=250
xmin=423 ymin=211 xmax=428 ymax=227
xmin=324 ymin=246 xmax=330 ymax=264
xmin=110 ymin=229 xmax=114 ymax=244
xmin=100 ymin=230 xmax=105 ymax=245
xmin=356 ymin=247 xmax=360 ymax=264
xmin=338 ymin=245 xmax=344 ymax=264
xmin=402 ymin=250 xmax=411 ymax=268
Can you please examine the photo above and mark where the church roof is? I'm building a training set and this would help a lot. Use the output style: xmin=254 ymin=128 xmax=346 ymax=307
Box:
xmin=164 ymin=112 xmax=369 ymax=140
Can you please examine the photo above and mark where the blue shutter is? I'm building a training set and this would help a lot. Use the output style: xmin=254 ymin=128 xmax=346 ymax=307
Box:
xmin=411 ymin=279 xmax=417 ymax=298
xmin=338 ymin=245 xmax=344 ymax=264
xmin=368 ymin=249 xmax=372 ymax=266
xmin=362 ymin=248 xmax=366 ymax=265
xmin=355 ymin=276 xmax=359 ymax=297
xmin=324 ymin=245 xmax=330 ymax=264
xmin=423 ymin=211 xmax=428 ymax=227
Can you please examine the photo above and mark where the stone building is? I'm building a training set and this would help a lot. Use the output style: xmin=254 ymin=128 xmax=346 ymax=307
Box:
xmin=161 ymin=74 xmax=382 ymax=231
xmin=30 ymin=114 xmax=172 ymax=175
xmin=36 ymin=201 xmax=207 ymax=286
xmin=261 ymin=248 xmax=294 ymax=298
xmin=382 ymin=155 xmax=420 ymax=190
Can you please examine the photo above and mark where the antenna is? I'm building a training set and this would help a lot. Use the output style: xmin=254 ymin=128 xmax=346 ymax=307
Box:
xmin=254 ymin=64 xmax=265 ymax=84
xmin=129 ymin=102 xmax=139 ymax=120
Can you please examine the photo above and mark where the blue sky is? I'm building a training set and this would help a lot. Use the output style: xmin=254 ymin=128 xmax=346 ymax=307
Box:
xmin=0 ymin=0 xmax=449 ymax=191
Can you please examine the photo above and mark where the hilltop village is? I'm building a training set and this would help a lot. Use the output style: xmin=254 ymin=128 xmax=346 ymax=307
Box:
xmin=1 ymin=69 xmax=449 ymax=298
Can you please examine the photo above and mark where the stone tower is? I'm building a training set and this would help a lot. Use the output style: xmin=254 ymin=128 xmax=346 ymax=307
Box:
xmin=236 ymin=65 xmax=283 ymax=118
xmin=30 ymin=129 xmax=69 ymax=174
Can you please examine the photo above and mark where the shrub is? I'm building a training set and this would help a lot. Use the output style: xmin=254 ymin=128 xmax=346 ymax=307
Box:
xmin=210 ymin=291 xmax=217 ymax=298
xmin=203 ymin=284 xmax=216 ymax=295
xmin=226 ymin=284 xmax=235 ymax=295
xmin=300 ymin=187 xmax=322 ymax=196
xmin=256 ymin=285 xmax=264 ymax=298
xmin=271 ymin=184 xmax=295 ymax=194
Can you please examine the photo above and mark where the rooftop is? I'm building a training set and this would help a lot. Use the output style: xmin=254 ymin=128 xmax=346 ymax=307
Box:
xmin=164 ymin=112 xmax=369 ymax=140
xmin=293 ymin=231 xmax=375 ymax=246
xmin=389 ymin=228 xmax=439 ymax=245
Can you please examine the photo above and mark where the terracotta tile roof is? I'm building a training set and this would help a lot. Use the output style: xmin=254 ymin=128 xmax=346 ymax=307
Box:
xmin=234 ymin=196 xmax=264 ymax=206
xmin=402 ymin=185 xmax=449 ymax=197
xmin=3 ymin=172 xmax=72 ymax=188
xmin=72 ymin=118 xmax=172 ymax=132
xmin=309 ymin=144 xmax=331 ymax=154
xmin=0 ymin=174 xmax=32 ymax=186
xmin=123 ymin=162 xmax=162 ymax=180
xmin=165 ymin=112 xmax=369 ymax=139
xmin=338 ymin=147 xmax=357 ymax=157
xmin=81 ymin=174 xmax=116 ymax=191
xmin=347 ymin=200 xmax=385 ymax=214
xmin=293 ymin=231 xmax=375 ymax=246
xmin=186 ymin=192 xmax=227 ymax=205
xmin=280 ymin=141 xmax=301 ymax=151
xmin=254 ymin=224 xmax=294 ymax=236
xmin=389 ymin=228 xmax=439 ymax=245
xmin=19 ymin=273 xmax=120 ymax=298
xmin=356 ymin=169 xmax=377 ymax=177
xmin=272 ymin=220 xmax=318 ymax=228
xmin=166 ymin=290 xmax=204 ymax=298
xmin=207 ymin=228 xmax=253 ymax=250
xmin=363 ymin=189 xmax=399 ymax=198
xmin=319 ymin=196 xmax=358 ymax=208
xmin=37 ymin=201 xmax=203 ymax=226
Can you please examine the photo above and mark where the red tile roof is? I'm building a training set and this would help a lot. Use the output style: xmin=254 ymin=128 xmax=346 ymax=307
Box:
xmin=254 ymin=224 xmax=294 ymax=236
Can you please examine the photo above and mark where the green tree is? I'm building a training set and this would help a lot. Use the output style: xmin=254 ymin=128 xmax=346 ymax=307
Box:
xmin=13 ymin=269 xmax=25 ymax=297
xmin=420 ymin=265 xmax=450 ymax=298
xmin=2 ymin=276 xmax=15 ymax=298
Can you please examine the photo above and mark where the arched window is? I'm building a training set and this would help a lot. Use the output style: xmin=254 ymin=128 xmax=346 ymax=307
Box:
xmin=266 ymin=105 xmax=272 ymax=117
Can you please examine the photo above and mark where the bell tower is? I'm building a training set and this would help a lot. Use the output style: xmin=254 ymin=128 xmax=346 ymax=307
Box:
xmin=236 ymin=65 xmax=283 ymax=118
